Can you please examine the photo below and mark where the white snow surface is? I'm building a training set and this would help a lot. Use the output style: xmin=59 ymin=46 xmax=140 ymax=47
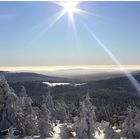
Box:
xmin=52 ymin=123 xmax=63 ymax=139
xmin=43 ymin=82 xmax=71 ymax=87
xmin=43 ymin=82 xmax=86 ymax=87
xmin=51 ymin=121 xmax=106 ymax=139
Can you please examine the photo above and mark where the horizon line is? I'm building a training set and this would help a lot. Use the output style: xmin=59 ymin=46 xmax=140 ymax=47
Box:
xmin=1 ymin=65 xmax=140 ymax=72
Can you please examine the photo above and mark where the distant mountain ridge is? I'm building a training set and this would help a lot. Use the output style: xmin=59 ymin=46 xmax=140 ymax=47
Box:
xmin=0 ymin=70 xmax=140 ymax=83
xmin=0 ymin=71 xmax=73 ymax=82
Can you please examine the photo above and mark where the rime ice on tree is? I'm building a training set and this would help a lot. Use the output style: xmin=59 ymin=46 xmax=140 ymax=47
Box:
xmin=121 ymin=106 xmax=140 ymax=138
xmin=55 ymin=100 xmax=68 ymax=122
xmin=38 ymin=104 xmax=53 ymax=138
xmin=0 ymin=76 xmax=18 ymax=131
xmin=73 ymin=93 xmax=96 ymax=138
xmin=19 ymin=86 xmax=27 ymax=97
xmin=17 ymin=85 xmax=38 ymax=137
xmin=42 ymin=88 xmax=56 ymax=122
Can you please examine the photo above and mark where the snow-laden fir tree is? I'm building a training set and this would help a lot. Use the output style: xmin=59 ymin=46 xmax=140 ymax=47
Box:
xmin=0 ymin=76 xmax=10 ymax=101
xmin=73 ymin=93 xmax=96 ymax=138
xmin=0 ymin=76 xmax=18 ymax=131
xmin=16 ymin=85 xmax=38 ymax=137
xmin=18 ymin=86 xmax=27 ymax=108
xmin=42 ymin=87 xmax=56 ymax=122
xmin=55 ymin=99 xmax=68 ymax=122
xmin=38 ymin=103 xmax=53 ymax=138
xmin=22 ymin=95 xmax=38 ymax=137
xmin=19 ymin=86 xmax=27 ymax=97
xmin=121 ymin=105 xmax=140 ymax=138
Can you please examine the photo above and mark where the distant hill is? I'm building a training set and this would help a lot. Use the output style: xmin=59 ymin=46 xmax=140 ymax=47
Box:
xmin=0 ymin=72 xmax=73 ymax=83
xmin=45 ymin=71 xmax=140 ymax=83
xmin=0 ymin=71 xmax=8 ymax=75
xmin=1 ymin=70 xmax=140 ymax=83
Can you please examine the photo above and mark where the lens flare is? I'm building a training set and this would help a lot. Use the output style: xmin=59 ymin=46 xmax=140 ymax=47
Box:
xmin=56 ymin=0 xmax=79 ymax=22
xmin=62 ymin=1 xmax=78 ymax=14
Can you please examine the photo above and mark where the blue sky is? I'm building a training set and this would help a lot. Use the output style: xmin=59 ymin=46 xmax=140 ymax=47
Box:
xmin=0 ymin=1 xmax=140 ymax=67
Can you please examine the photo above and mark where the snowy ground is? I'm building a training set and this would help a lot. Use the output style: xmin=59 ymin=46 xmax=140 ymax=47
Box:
xmin=52 ymin=123 xmax=63 ymax=139
xmin=95 ymin=129 xmax=105 ymax=139
xmin=43 ymin=82 xmax=86 ymax=87
xmin=51 ymin=120 xmax=122 ymax=139
xmin=52 ymin=121 xmax=105 ymax=139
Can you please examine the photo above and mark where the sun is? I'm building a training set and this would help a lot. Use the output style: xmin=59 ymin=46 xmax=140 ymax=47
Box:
xmin=58 ymin=1 xmax=79 ymax=18
xmin=63 ymin=1 xmax=78 ymax=14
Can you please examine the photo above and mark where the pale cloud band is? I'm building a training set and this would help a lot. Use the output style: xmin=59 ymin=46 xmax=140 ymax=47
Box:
xmin=1 ymin=65 xmax=140 ymax=72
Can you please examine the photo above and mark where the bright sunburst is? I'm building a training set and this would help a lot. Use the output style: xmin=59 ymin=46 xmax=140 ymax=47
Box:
xmin=56 ymin=1 xmax=79 ymax=21
xmin=61 ymin=1 xmax=79 ymax=15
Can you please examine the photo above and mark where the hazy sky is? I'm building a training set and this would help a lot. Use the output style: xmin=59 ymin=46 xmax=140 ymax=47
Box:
xmin=0 ymin=1 xmax=140 ymax=67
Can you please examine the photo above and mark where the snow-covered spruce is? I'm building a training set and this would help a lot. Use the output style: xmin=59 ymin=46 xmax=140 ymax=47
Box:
xmin=121 ymin=105 xmax=140 ymax=138
xmin=38 ymin=103 xmax=53 ymax=138
xmin=17 ymin=86 xmax=38 ymax=137
xmin=55 ymin=99 xmax=69 ymax=123
xmin=0 ymin=78 xmax=39 ymax=138
xmin=41 ymin=87 xmax=56 ymax=123
xmin=0 ymin=76 xmax=18 ymax=131
xmin=73 ymin=93 xmax=96 ymax=138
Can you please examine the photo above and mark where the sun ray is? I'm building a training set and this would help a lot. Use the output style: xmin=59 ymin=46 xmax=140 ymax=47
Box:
xmin=26 ymin=9 xmax=66 ymax=48
xmin=69 ymin=15 xmax=81 ymax=52
xmin=76 ymin=8 xmax=103 ymax=19
xmin=80 ymin=19 xmax=140 ymax=93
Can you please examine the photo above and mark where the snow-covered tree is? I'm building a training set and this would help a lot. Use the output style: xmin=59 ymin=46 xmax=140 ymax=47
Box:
xmin=0 ymin=76 xmax=18 ymax=131
xmin=121 ymin=106 xmax=140 ymax=138
xmin=42 ymin=88 xmax=56 ymax=122
xmin=0 ymin=76 xmax=11 ymax=102
xmin=16 ymin=85 xmax=38 ymax=137
xmin=73 ymin=93 xmax=96 ymax=138
xmin=38 ymin=104 xmax=53 ymax=138
xmin=24 ymin=96 xmax=34 ymax=114
xmin=19 ymin=86 xmax=27 ymax=97
xmin=22 ymin=95 xmax=38 ymax=137
xmin=18 ymin=86 xmax=27 ymax=107
xmin=55 ymin=100 xmax=68 ymax=122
